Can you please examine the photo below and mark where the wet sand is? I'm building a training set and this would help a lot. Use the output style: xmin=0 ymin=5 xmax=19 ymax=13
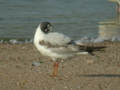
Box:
xmin=0 ymin=42 xmax=120 ymax=90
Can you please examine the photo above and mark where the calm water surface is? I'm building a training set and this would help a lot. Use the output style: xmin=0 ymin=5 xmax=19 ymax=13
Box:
xmin=0 ymin=0 xmax=115 ymax=40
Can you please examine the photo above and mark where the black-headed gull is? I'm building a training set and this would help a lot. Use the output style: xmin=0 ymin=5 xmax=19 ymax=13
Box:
xmin=33 ymin=22 xmax=105 ymax=77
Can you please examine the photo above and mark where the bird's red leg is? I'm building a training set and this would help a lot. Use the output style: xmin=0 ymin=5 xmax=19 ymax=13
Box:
xmin=52 ymin=61 xmax=59 ymax=77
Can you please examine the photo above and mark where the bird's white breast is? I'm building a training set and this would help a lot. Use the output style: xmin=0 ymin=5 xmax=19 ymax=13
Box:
xmin=33 ymin=25 xmax=65 ymax=60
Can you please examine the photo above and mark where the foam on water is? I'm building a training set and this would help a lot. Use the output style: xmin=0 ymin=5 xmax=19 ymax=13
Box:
xmin=0 ymin=36 xmax=120 ymax=44
xmin=76 ymin=36 xmax=120 ymax=44
xmin=0 ymin=38 xmax=33 ymax=44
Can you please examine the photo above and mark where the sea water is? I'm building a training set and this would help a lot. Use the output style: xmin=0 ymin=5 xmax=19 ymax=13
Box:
xmin=0 ymin=0 xmax=119 ymax=43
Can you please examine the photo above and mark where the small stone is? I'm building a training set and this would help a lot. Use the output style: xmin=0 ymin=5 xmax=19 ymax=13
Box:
xmin=32 ymin=61 xmax=41 ymax=66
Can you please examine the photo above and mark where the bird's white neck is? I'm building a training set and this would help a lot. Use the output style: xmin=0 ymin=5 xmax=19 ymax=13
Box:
xmin=34 ymin=25 xmax=44 ymax=45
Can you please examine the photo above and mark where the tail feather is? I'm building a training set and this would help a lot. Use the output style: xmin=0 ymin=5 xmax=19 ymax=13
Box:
xmin=79 ymin=45 xmax=106 ymax=56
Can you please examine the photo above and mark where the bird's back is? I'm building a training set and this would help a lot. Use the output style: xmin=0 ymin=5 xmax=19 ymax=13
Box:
xmin=44 ymin=32 xmax=72 ymax=46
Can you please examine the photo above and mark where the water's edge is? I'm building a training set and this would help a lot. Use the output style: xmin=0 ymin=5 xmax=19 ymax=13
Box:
xmin=0 ymin=38 xmax=33 ymax=44
xmin=0 ymin=37 xmax=120 ymax=44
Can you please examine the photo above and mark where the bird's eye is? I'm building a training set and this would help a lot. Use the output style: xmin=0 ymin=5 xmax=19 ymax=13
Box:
xmin=45 ymin=29 xmax=48 ymax=32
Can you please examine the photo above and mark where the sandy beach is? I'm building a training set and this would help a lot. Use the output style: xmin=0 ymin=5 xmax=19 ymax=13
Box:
xmin=0 ymin=42 xmax=120 ymax=90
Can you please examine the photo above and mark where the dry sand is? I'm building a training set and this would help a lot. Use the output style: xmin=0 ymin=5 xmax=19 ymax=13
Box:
xmin=0 ymin=42 xmax=120 ymax=90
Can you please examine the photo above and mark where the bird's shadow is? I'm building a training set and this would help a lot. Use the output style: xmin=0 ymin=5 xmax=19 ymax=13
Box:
xmin=79 ymin=74 xmax=120 ymax=78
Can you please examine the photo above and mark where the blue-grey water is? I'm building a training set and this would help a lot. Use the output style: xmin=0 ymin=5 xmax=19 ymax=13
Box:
xmin=0 ymin=0 xmax=116 ymax=41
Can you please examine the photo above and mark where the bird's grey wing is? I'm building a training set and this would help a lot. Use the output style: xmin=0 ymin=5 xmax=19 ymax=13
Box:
xmin=39 ymin=40 xmax=80 ymax=54
xmin=49 ymin=45 xmax=80 ymax=54
xmin=40 ymin=32 xmax=88 ymax=54
xmin=44 ymin=32 xmax=72 ymax=46
xmin=40 ymin=39 xmax=106 ymax=55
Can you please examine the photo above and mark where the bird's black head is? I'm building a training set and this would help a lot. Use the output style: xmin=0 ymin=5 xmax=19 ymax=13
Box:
xmin=40 ymin=22 xmax=53 ymax=34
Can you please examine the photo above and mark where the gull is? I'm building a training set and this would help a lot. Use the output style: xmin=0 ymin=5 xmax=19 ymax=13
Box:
xmin=33 ymin=22 xmax=105 ymax=77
